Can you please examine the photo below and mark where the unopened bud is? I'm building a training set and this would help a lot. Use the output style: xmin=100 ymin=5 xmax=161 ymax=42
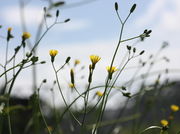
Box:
xmin=65 ymin=56 xmax=71 ymax=63
xmin=43 ymin=79 xmax=47 ymax=83
xmin=56 ymin=10 xmax=59 ymax=17
xmin=130 ymin=4 xmax=136 ymax=13
xmin=115 ymin=2 xmax=118 ymax=11
xmin=64 ymin=19 xmax=70 ymax=23
xmin=139 ymin=50 xmax=145 ymax=55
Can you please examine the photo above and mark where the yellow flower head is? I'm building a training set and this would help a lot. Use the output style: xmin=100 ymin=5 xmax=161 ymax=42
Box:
xmin=49 ymin=50 xmax=58 ymax=57
xmin=8 ymin=27 xmax=12 ymax=32
xmin=22 ymin=32 xmax=31 ymax=40
xmin=106 ymin=66 xmax=118 ymax=74
xmin=49 ymin=50 xmax=58 ymax=62
xmin=7 ymin=27 xmax=14 ymax=41
xmin=47 ymin=126 xmax=53 ymax=132
xmin=106 ymin=66 xmax=118 ymax=79
xmin=90 ymin=55 xmax=101 ymax=69
xmin=69 ymin=83 xmax=75 ymax=88
xmin=160 ymin=119 xmax=168 ymax=126
xmin=96 ymin=91 xmax=103 ymax=97
xmin=75 ymin=59 xmax=80 ymax=66
xmin=170 ymin=104 xmax=179 ymax=112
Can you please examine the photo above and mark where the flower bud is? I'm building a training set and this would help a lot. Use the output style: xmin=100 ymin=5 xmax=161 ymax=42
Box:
xmin=115 ymin=2 xmax=118 ymax=11
xmin=130 ymin=4 xmax=136 ymax=13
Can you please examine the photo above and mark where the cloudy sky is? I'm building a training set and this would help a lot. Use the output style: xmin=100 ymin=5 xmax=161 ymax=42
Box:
xmin=0 ymin=0 xmax=180 ymax=107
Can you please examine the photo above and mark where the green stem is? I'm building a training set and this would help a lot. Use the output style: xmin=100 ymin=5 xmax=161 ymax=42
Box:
xmin=0 ymin=64 xmax=21 ymax=78
xmin=52 ymin=62 xmax=81 ymax=125
xmin=82 ymin=69 xmax=94 ymax=127
xmin=37 ymin=91 xmax=52 ymax=134
xmin=92 ymin=18 xmax=126 ymax=134
xmin=7 ymin=98 xmax=12 ymax=134
xmin=121 ymin=35 xmax=141 ymax=43
xmin=3 ymin=41 xmax=9 ymax=94
xmin=6 ymin=63 xmax=25 ymax=134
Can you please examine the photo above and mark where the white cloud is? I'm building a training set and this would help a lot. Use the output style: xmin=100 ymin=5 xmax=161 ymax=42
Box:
xmin=136 ymin=0 xmax=180 ymax=31
xmin=1 ymin=6 xmax=43 ymax=26
xmin=0 ymin=6 xmax=89 ymax=31
xmin=136 ymin=0 xmax=165 ymax=27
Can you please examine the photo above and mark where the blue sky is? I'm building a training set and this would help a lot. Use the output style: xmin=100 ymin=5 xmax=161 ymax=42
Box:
xmin=0 ymin=0 xmax=151 ymax=44
xmin=0 ymin=0 xmax=180 ymax=107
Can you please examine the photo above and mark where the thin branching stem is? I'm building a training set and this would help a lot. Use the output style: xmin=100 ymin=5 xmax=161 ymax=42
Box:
xmin=121 ymin=35 xmax=141 ymax=43
xmin=37 ymin=84 xmax=52 ymax=134
xmin=92 ymin=15 xmax=125 ymax=134
xmin=52 ymin=62 xmax=82 ymax=125
xmin=82 ymin=69 xmax=94 ymax=127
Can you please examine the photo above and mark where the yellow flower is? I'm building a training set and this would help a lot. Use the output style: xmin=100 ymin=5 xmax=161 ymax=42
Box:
xmin=170 ymin=104 xmax=179 ymax=112
xmin=106 ymin=66 xmax=118 ymax=74
xmin=69 ymin=83 xmax=75 ymax=88
xmin=96 ymin=91 xmax=103 ymax=97
xmin=106 ymin=66 xmax=118 ymax=79
xmin=22 ymin=32 xmax=31 ymax=39
xmin=90 ymin=55 xmax=101 ymax=65
xmin=49 ymin=50 xmax=58 ymax=62
xmin=160 ymin=119 xmax=168 ymax=126
xmin=49 ymin=50 xmax=58 ymax=57
xmin=75 ymin=59 xmax=80 ymax=66
xmin=8 ymin=27 xmax=12 ymax=32
xmin=90 ymin=55 xmax=101 ymax=69
xmin=7 ymin=27 xmax=14 ymax=41
xmin=47 ymin=126 xmax=53 ymax=132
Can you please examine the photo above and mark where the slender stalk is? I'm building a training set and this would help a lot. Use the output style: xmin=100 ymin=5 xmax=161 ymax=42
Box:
xmin=7 ymin=97 xmax=12 ymax=134
xmin=81 ymin=69 xmax=94 ymax=127
xmin=37 ymin=88 xmax=52 ymax=134
xmin=121 ymin=35 xmax=141 ymax=43
xmin=92 ymin=17 xmax=126 ymax=134
xmin=107 ymin=65 xmax=142 ymax=134
xmin=6 ymin=63 xmax=25 ymax=134
xmin=52 ymin=62 xmax=81 ymax=125
xmin=3 ymin=41 xmax=9 ymax=94
xmin=30 ymin=23 xmax=56 ymax=54
xmin=59 ymin=84 xmax=106 ymax=121
xmin=51 ymin=89 xmax=60 ymax=132
xmin=92 ymin=11 xmax=133 ymax=134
